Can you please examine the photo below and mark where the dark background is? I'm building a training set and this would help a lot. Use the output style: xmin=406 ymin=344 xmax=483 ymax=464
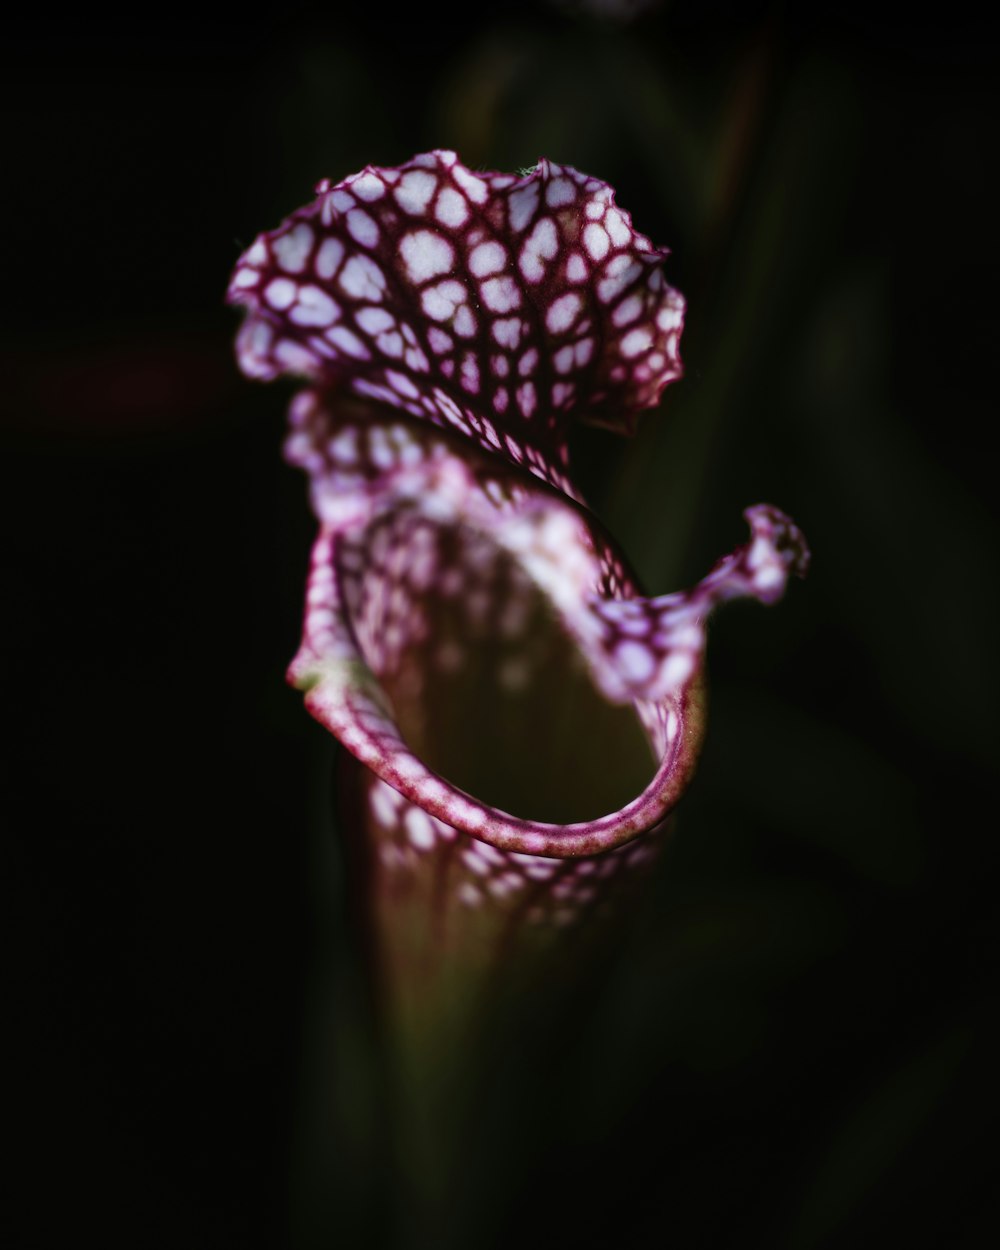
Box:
xmin=6 ymin=3 xmax=996 ymax=1246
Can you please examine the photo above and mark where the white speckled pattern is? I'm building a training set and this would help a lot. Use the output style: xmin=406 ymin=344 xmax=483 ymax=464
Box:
xmin=228 ymin=151 xmax=684 ymax=495
xmin=228 ymin=151 xmax=809 ymax=916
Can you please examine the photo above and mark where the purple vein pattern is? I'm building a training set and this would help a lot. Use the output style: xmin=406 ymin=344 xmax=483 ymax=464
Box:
xmin=227 ymin=151 xmax=808 ymax=949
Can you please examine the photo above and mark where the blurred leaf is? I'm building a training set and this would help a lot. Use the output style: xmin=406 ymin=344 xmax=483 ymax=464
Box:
xmin=788 ymin=1026 xmax=971 ymax=1248
xmin=716 ymin=688 xmax=926 ymax=888
xmin=788 ymin=267 xmax=998 ymax=767
xmin=605 ymin=56 xmax=861 ymax=589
